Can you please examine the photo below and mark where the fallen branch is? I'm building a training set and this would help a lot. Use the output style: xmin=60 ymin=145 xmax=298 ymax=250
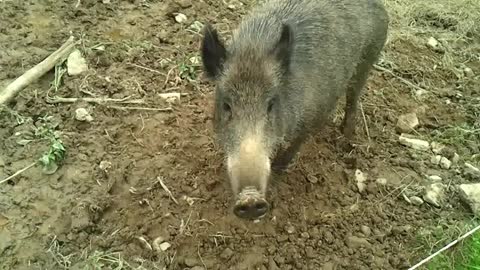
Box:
xmin=408 ymin=224 xmax=480 ymax=270
xmin=0 ymin=162 xmax=37 ymax=184
xmin=157 ymin=176 xmax=178 ymax=204
xmin=373 ymin=64 xmax=427 ymax=92
xmin=359 ymin=102 xmax=370 ymax=142
xmin=46 ymin=96 xmax=145 ymax=104
xmin=0 ymin=36 xmax=78 ymax=105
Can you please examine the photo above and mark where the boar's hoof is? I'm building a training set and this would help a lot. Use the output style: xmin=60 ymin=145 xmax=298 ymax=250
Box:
xmin=233 ymin=199 xmax=269 ymax=219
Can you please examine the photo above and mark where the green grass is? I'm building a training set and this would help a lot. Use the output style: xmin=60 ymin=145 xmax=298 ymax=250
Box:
xmin=414 ymin=219 xmax=480 ymax=269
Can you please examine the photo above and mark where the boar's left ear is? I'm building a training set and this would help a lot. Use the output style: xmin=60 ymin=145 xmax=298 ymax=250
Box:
xmin=201 ymin=23 xmax=227 ymax=80
xmin=271 ymin=23 xmax=293 ymax=72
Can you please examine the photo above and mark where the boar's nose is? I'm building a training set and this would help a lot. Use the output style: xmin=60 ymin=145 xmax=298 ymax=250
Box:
xmin=233 ymin=199 xmax=269 ymax=219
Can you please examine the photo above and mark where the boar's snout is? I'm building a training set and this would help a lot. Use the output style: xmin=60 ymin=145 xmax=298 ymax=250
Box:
xmin=234 ymin=196 xmax=269 ymax=219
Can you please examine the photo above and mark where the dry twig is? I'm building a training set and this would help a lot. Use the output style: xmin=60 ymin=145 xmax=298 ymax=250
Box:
xmin=46 ymin=96 xmax=144 ymax=104
xmin=0 ymin=162 xmax=37 ymax=184
xmin=373 ymin=64 xmax=427 ymax=92
xmin=157 ymin=176 xmax=178 ymax=204
xmin=0 ymin=36 xmax=78 ymax=105
xmin=107 ymin=105 xmax=173 ymax=112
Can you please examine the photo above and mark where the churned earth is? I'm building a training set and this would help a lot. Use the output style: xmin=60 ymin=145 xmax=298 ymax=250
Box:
xmin=1 ymin=0 xmax=479 ymax=269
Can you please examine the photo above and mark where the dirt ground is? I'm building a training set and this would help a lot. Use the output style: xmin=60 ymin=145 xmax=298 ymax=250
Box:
xmin=1 ymin=0 xmax=479 ymax=269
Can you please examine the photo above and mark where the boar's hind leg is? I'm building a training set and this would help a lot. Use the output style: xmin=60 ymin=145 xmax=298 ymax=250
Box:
xmin=341 ymin=56 xmax=377 ymax=139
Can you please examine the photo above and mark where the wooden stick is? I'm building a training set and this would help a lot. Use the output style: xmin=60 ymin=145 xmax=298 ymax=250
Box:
xmin=107 ymin=105 xmax=173 ymax=112
xmin=46 ymin=96 xmax=145 ymax=104
xmin=0 ymin=36 xmax=78 ymax=105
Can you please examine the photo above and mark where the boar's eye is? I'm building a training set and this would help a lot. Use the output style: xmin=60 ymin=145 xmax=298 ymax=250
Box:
xmin=267 ymin=97 xmax=277 ymax=114
xmin=223 ymin=101 xmax=231 ymax=113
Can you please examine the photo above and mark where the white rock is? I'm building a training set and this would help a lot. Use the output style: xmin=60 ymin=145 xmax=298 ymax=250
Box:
xmin=409 ymin=196 xmax=424 ymax=206
xmin=399 ymin=134 xmax=430 ymax=151
xmin=67 ymin=49 xmax=88 ymax=76
xmin=427 ymin=175 xmax=442 ymax=182
xmin=75 ymin=108 xmax=93 ymax=122
xmin=440 ymin=157 xmax=452 ymax=169
xmin=159 ymin=92 xmax=181 ymax=103
xmin=189 ymin=56 xmax=200 ymax=65
xmin=431 ymin=142 xmax=446 ymax=154
xmin=152 ymin=237 xmax=165 ymax=252
xmin=415 ymin=89 xmax=428 ymax=100
xmin=464 ymin=67 xmax=474 ymax=78
xmin=159 ymin=242 xmax=171 ymax=251
xmin=357 ymin=182 xmax=366 ymax=193
xmin=376 ymin=178 xmax=387 ymax=185
xmin=355 ymin=169 xmax=366 ymax=183
xmin=427 ymin=37 xmax=439 ymax=50
xmin=396 ymin=113 xmax=419 ymax=133
xmin=459 ymin=183 xmax=480 ymax=217
xmin=227 ymin=4 xmax=235 ymax=9
xmin=431 ymin=155 xmax=442 ymax=165
xmin=423 ymin=183 xmax=445 ymax=207
xmin=355 ymin=169 xmax=367 ymax=193
xmin=175 ymin=13 xmax=187 ymax=23
xmin=464 ymin=163 xmax=480 ymax=175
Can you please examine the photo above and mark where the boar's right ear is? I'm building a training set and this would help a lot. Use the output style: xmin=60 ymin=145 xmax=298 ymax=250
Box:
xmin=201 ymin=24 xmax=227 ymax=80
xmin=271 ymin=23 xmax=293 ymax=72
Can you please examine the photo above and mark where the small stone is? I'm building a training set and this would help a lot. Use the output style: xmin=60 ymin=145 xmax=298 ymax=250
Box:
xmin=399 ymin=134 xmax=430 ymax=151
xmin=464 ymin=67 xmax=474 ymax=77
xmin=220 ymin=248 xmax=234 ymax=260
xmin=159 ymin=242 xmax=171 ymax=251
xmin=427 ymin=37 xmax=443 ymax=52
xmin=188 ymin=21 xmax=203 ymax=32
xmin=175 ymin=13 xmax=188 ymax=23
xmin=396 ymin=113 xmax=419 ymax=133
xmin=423 ymin=183 xmax=445 ymax=208
xmin=75 ymin=108 xmax=93 ymax=122
xmin=184 ymin=257 xmax=198 ymax=267
xmin=360 ymin=225 xmax=372 ymax=236
xmin=458 ymin=183 xmax=480 ymax=217
xmin=346 ymin=236 xmax=371 ymax=249
xmin=464 ymin=163 xmax=480 ymax=177
xmin=301 ymin=232 xmax=310 ymax=239
xmin=227 ymin=4 xmax=235 ymax=10
xmin=376 ymin=178 xmax=387 ymax=185
xmin=415 ymin=89 xmax=428 ymax=100
xmin=409 ymin=196 xmax=424 ymax=206
xmin=268 ymin=258 xmax=280 ymax=270
xmin=102 ymin=0 xmax=110 ymax=3
xmin=67 ymin=49 xmax=88 ymax=75
xmin=355 ymin=169 xmax=367 ymax=193
xmin=440 ymin=157 xmax=452 ymax=169
xmin=427 ymin=175 xmax=442 ymax=182
xmin=99 ymin=160 xmax=112 ymax=172
xmin=159 ymin=92 xmax=181 ymax=103
xmin=452 ymin=153 xmax=460 ymax=165
xmin=431 ymin=155 xmax=442 ymax=165
xmin=152 ymin=237 xmax=165 ymax=252
xmin=431 ymin=142 xmax=446 ymax=154
xmin=285 ymin=224 xmax=295 ymax=234
xmin=305 ymin=246 xmax=316 ymax=258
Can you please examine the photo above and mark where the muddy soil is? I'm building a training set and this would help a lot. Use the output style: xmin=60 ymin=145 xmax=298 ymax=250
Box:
xmin=1 ymin=0 xmax=479 ymax=270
